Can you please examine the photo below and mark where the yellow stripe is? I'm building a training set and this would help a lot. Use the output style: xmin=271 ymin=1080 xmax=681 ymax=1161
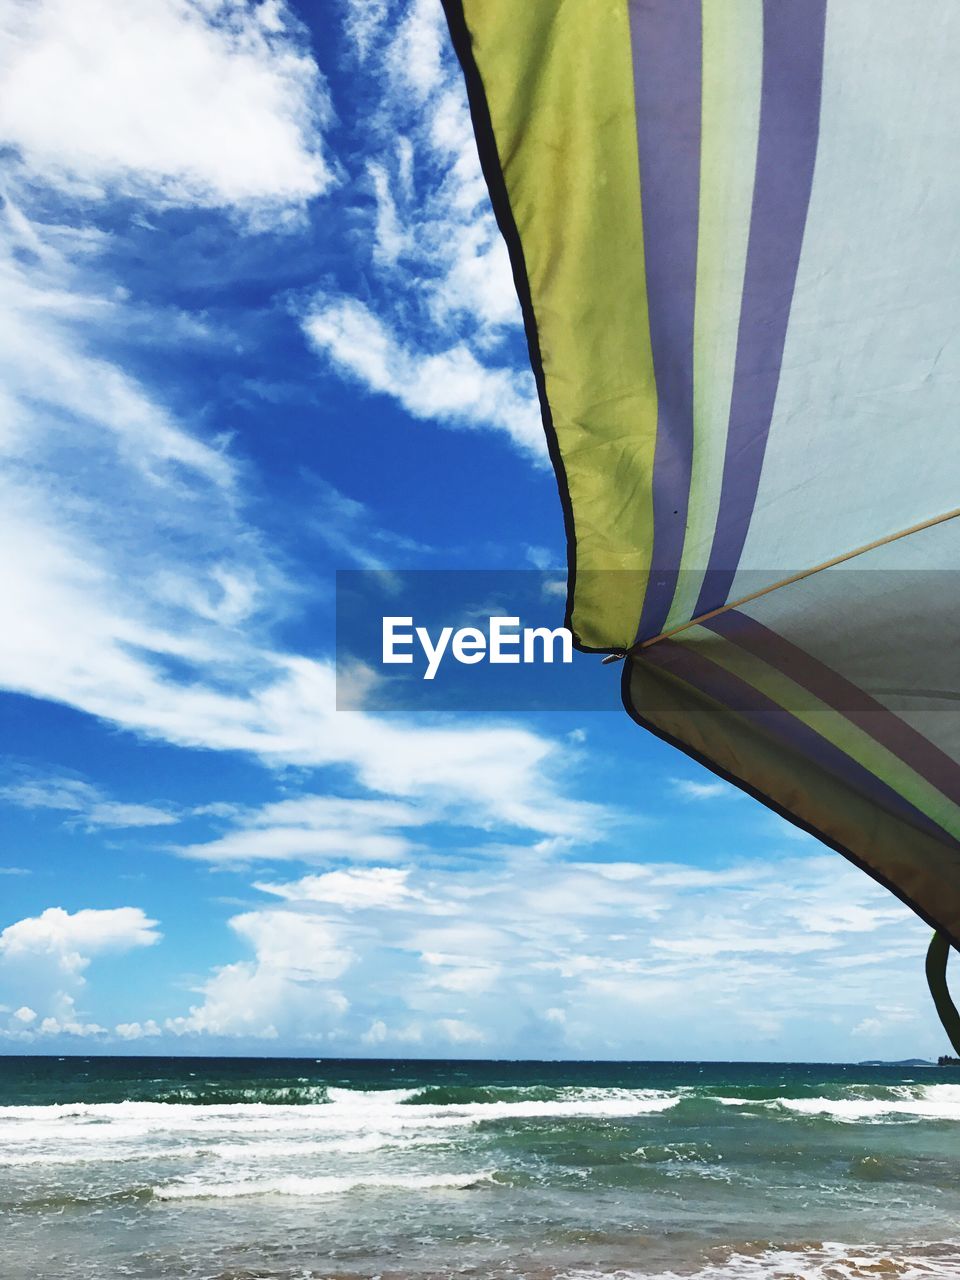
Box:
xmin=462 ymin=0 xmax=657 ymax=650
xmin=665 ymin=0 xmax=764 ymax=630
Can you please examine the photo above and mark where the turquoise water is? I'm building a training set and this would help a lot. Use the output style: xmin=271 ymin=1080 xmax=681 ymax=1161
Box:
xmin=1 ymin=1056 xmax=958 ymax=1278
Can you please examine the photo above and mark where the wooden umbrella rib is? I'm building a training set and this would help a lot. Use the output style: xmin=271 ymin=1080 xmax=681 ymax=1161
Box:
xmin=601 ymin=504 xmax=960 ymax=663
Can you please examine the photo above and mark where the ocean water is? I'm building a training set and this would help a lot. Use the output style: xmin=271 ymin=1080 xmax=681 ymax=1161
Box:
xmin=1 ymin=1057 xmax=959 ymax=1279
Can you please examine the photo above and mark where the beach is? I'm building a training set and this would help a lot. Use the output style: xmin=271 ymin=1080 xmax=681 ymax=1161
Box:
xmin=1 ymin=1056 xmax=958 ymax=1279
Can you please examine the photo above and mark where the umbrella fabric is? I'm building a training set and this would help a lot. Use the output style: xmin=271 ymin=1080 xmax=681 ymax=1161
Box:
xmin=442 ymin=0 xmax=960 ymax=945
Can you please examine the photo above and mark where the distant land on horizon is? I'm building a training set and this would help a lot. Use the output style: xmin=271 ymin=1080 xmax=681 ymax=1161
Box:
xmin=0 ymin=1052 xmax=945 ymax=1066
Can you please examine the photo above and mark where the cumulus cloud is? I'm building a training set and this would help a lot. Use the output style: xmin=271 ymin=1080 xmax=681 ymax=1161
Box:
xmin=37 ymin=995 xmax=107 ymax=1038
xmin=437 ymin=1017 xmax=484 ymax=1044
xmin=0 ymin=907 xmax=161 ymax=1041
xmin=0 ymin=0 xmax=333 ymax=219
xmin=0 ymin=851 xmax=938 ymax=1055
xmin=140 ymin=850 xmax=938 ymax=1056
xmin=166 ymin=910 xmax=351 ymax=1039
xmin=0 ymin=906 xmax=161 ymax=972
xmin=115 ymin=1019 xmax=162 ymax=1039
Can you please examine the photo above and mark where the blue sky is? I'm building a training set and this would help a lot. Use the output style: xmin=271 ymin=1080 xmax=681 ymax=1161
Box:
xmin=0 ymin=0 xmax=941 ymax=1060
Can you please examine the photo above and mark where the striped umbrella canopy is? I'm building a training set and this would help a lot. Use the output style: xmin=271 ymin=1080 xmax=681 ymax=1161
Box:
xmin=442 ymin=0 xmax=960 ymax=1049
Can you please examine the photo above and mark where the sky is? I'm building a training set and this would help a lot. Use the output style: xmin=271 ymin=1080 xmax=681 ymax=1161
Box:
xmin=0 ymin=0 xmax=945 ymax=1061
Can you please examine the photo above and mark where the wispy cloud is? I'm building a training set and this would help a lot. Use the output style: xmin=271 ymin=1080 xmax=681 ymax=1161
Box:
xmin=140 ymin=851 xmax=933 ymax=1056
xmin=304 ymin=298 xmax=543 ymax=456
xmin=304 ymin=0 xmax=543 ymax=460
xmin=306 ymin=475 xmax=433 ymax=570
xmin=175 ymin=797 xmax=428 ymax=865
xmin=669 ymin=777 xmax=738 ymax=802
xmin=1 ymin=773 xmax=178 ymax=829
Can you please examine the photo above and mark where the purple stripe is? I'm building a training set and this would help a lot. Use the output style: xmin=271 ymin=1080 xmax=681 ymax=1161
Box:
xmin=642 ymin=638 xmax=960 ymax=848
xmin=694 ymin=0 xmax=827 ymax=617
xmin=626 ymin=0 xmax=702 ymax=642
xmin=707 ymin=610 xmax=960 ymax=808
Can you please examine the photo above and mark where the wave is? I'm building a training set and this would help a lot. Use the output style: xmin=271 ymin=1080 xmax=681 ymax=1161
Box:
xmin=703 ymin=1083 xmax=960 ymax=1124
xmin=152 ymin=1170 xmax=494 ymax=1200
xmin=0 ymin=1130 xmax=429 ymax=1168
xmin=4 ymin=1082 xmax=959 ymax=1165
xmin=148 ymin=1083 xmax=332 ymax=1106
xmin=775 ymin=1083 xmax=960 ymax=1123
xmin=559 ymin=1239 xmax=960 ymax=1279
xmin=0 ymin=1086 xmax=681 ymax=1135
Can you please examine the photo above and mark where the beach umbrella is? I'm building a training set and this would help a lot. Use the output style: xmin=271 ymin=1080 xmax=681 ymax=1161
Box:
xmin=442 ymin=0 xmax=960 ymax=1052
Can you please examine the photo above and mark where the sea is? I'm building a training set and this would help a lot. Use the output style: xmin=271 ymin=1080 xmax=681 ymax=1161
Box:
xmin=1 ymin=1056 xmax=958 ymax=1280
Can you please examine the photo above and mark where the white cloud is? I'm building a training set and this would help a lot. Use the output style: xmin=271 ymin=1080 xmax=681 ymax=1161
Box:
xmin=176 ymin=809 xmax=420 ymax=865
xmin=257 ymin=867 xmax=427 ymax=910
xmin=38 ymin=996 xmax=107 ymax=1038
xmin=166 ymin=909 xmax=350 ymax=1038
xmin=0 ymin=849 xmax=928 ymax=1055
xmin=0 ymin=507 xmax=599 ymax=845
xmin=341 ymin=0 xmax=389 ymax=61
xmin=115 ymin=1019 xmax=162 ymax=1039
xmin=853 ymin=1004 xmax=916 ymax=1038
xmin=787 ymin=901 xmax=907 ymax=936
xmin=0 ymin=17 xmax=589 ymax=890
xmin=0 ymin=906 xmax=161 ymax=973
xmin=177 ymin=790 xmax=588 ymax=870
xmin=361 ymin=1017 xmax=388 ymax=1044
xmin=0 ymin=209 xmax=593 ymax=845
xmin=0 ymin=199 xmax=234 ymax=488
xmin=147 ymin=848 xmax=941 ymax=1058
xmin=306 ymin=475 xmax=434 ymax=571
xmin=231 ymin=910 xmax=354 ymax=981
xmin=360 ymin=1016 xmax=422 ymax=1045
xmin=306 ymin=0 xmax=543 ymax=462
xmin=420 ymin=950 xmax=502 ymax=994
xmin=669 ymin=777 xmax=736 ymax=802
xmin=651 ymin=931 xmax=837 ymax=958
xmin=1 ymin=774 xmax=177 ymax=829
xmin=0 ymin=0 xmax=333 ymax=218
xmin=304 ymin=298 xmax=543 ymax=458
xmin=437 ymin=1017 xmax=484 ymax=1044
xmin=387 ymin=0 xmax=446 ymax=100
xmin=0 ymin=908 xmax=161 ymax=1041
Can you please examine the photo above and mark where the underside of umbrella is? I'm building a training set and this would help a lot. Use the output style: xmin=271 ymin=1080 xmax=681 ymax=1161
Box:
xmin=442 ymin=0 xmax=960 ymax=1041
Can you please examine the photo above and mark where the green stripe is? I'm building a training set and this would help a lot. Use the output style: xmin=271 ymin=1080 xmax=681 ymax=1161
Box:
xmin=681 ymin=624 xmax=960 ymax=839
xmin=461 ymin=0 xmax=658 ymax=650
xmin=626 ymin=657 xmax=960 ymax=948
xmin=666 ymin=0 xmax=763 ymax=630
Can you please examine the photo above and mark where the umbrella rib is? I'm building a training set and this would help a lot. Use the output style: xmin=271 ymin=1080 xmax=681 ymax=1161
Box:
xmin=603 ymin=503 xmax=960 ymax=662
